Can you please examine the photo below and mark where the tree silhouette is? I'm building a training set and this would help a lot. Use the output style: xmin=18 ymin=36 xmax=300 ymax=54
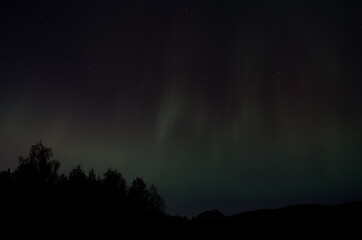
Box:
xmin=0 ymin=169 xmax=13 ymax=184
xmin=102 ymin=168 xmax=127 ymax=201
xmin=128 ymin=177 xmax=150 ymax=213
xmin=69 ymin=165 xmax=87 ymax=186
xmin=0 ymin=141 xmax=171 ymax=228
xmin=14 ymin=141 xmax=60 ymax=188
xmin=149 ymin=184 xmax=166 ymax=214
xmin=0 ymin=168 xmax=14 ymax=193
xmin=103 ymin=168 xmax=126 ymax=188
xmin=88 ymin=169 xmax=98 ymax=185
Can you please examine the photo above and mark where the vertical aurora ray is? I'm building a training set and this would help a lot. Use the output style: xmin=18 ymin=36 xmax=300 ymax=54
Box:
xmin=0 ymin=0 xmax=361 ymax=216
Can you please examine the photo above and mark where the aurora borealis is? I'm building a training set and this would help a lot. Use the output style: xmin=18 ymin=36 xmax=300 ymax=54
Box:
xmin=1 ymin=0 xmax=362 ymax=216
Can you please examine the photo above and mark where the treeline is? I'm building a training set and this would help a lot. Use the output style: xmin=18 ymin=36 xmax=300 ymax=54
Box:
xmin=0 ymin=141 xmax=166 ymax=225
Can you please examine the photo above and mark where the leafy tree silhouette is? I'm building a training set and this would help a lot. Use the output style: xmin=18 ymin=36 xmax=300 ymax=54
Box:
xmin=14 ymin=141 xmax=60 ymax=188
xmin=57 ymin=173 xmax=69 ymax=187
xmin=128 ymin=177 xmax=151 ymax=214
xmin=0 ymin=168 xmax=13 ymax=185
xmin=102 ymin=168 xmax=127 ymax=202
xmin=88 ymin=169 xmax=98 ymax=185
xmin=149 ymin=184 xmax=166 ymax=214
xmin=68 ymin=165 xmax=88 ymax=206
xmin=69 ymin=165 xmax=87 ymax=186
xmin=0 ymin=168 xmax=14 ymax=195
xmin=103 ymin=168 xmax=126 ymax=189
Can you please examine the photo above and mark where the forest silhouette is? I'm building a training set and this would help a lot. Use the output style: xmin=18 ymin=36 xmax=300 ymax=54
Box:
xmin=1 ymin=141 xmax=361 ymax=236
xmin=0 ymin=141 xmax=190 ymax=233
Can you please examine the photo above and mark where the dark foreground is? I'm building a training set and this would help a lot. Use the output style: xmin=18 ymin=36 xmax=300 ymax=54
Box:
xmin=2 ymin=195 xmax=362 ymax=237
xmin=1 ymin=142 xmax=361 ymax=237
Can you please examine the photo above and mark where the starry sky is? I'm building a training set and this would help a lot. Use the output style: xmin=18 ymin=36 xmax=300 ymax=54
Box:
xmin=1 ymin=0 xmax=362 ymax=216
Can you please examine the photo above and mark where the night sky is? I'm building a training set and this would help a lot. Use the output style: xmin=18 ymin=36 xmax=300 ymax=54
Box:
xmin=1 ymin=0 xmax=362 ymax=217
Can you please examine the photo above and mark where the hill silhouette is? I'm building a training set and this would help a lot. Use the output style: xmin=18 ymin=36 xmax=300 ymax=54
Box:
xmin=192 ymin=201 xmax=362 ymax=236
xmin=196 ymin=209 xmax=226 ymax=221
xmin=1 ymin=141 xmax=361 ymax=237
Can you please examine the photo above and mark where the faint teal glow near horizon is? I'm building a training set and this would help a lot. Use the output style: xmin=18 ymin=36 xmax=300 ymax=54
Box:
xmin=0 ymin=1 xmax=362 ymax=217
